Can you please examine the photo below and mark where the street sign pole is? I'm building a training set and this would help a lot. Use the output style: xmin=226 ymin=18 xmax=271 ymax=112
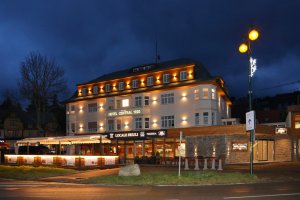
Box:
xmin=246 ymin=110 xmax=255 ymax=175
xmin=178 ymin=131 xmax=182 ymax=177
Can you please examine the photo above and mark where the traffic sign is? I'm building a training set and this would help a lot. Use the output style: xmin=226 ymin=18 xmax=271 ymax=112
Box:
xmin=246 ymin=111 xmax=255 ymax=131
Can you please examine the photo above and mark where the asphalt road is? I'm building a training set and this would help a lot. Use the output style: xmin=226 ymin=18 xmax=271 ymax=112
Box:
xmin=0 ymin=180 xmax=300 ymax=200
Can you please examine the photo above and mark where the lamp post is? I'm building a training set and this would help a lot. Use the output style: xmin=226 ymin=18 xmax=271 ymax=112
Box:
xmin=239 ymin=29 xmax=259 ymax=175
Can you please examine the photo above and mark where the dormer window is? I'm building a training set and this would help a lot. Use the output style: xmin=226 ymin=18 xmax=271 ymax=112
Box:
xmin=180 ymin=71 xmax=187 ymax=81
xmin=163 ymin=74 xmax=170 ymax=84
xmin=92 ymin=86 xmax=98 ymax=94
xmin=119 ymin=82 xmax=124 ymax=91
xmin=132 ymin=79 xmax=138 ymax=89
xmin=81 ymin=88 xmax=87 ymax=96
xmin=147 ymin=76 xmax=153 ymax=86
xmin=105 ymin=84 xmax=111 ymax=93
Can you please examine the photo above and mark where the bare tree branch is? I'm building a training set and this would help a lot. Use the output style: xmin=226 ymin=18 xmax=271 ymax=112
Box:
xmin=18 ymin=52 xmax=66 ymax=134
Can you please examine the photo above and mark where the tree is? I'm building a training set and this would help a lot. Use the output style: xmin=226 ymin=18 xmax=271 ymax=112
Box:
xmin=19 ymin=52 xmax=66 ymax=135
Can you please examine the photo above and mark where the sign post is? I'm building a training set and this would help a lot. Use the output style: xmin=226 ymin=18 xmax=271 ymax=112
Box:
xmin=178 ymin=131 xmax=182 ymax=177
xmin=246 ymin=110 xmax=255 ymax=175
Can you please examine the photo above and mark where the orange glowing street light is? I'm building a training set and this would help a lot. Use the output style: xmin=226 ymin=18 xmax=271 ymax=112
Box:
xmin=238 ymin=28 xmax=260 ymax=176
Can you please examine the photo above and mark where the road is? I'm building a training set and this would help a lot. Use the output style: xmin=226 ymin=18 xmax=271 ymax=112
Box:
xmin=0 ymin=180 xmax=300 ymax=200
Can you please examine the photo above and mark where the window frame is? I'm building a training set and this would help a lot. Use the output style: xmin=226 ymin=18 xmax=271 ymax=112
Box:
xmin=161 ymin=115 xmax=175 ymax=128
xmin=132 ymin=79 xmax=138 ymax=89
xmin=134 ymin=96 xmax=142 ymax=107
xmin=118 ymin=82 xmax=124 ymax=91
xmin=134 ymin=117 xmax=143 ymax=129
xmin=105 ymin=84 xmax=111 ymax=93
xmin=180 ymin=71 xmax=187 ymax=81
xmin=147 ymin=76 xmax=154 ymax=86
xmin=163 ymin=74 xmax=170 ymax=84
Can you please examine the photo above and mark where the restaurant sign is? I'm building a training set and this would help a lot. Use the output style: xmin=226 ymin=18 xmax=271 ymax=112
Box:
xmin=232 ymin=143 xmax=248 ymax=151
xmin=107 ymin=109 xmax=142 ymax=117
xmin=106 ymin=130 xmax=167 ymax=140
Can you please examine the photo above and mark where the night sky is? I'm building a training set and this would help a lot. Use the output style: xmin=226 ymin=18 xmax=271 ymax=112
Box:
xmin=1 ymin=0 xmax=299 ymax=102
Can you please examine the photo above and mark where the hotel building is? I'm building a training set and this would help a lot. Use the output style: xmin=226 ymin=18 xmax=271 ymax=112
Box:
xmin=65 ymin=58 xmax=233 ymax=163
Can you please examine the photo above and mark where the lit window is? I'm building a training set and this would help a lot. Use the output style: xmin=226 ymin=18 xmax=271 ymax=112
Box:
xmin=147 ymin=76 xmax=153 ymax=86
xmin=134 ymin=118 xmax=142 ymax=129
xmin=180 ymin=71 xmax=187 ymax=81
xmin=203 ymin=112 xmax=209 ymax=125
xmin=118 ymin=82 xmax=124 ymax=91
xmin=144 ymin=96 xmax=150 ymax=106
xmin=92 ymin=86 xmax=98 ymax=94
xmin=145 ymin=117 xmax=150 ymax=129
xmin=295 ymin=115 xmax=300 ymax=129
xmin=161 ymin=115 xmax=174 ymax=128
xmin=203 ymin=88 xmax=209 ymax=99
xmin=132 ymin=79 xmax=138 ymax=89
xmin=122 ymin=99 xmax=129 ymax=107
xmin=105 ymin=84 xmax=111 ymax=93
xmin=163 ymin=74 xmax=170 ymax=83
xmin=194 ymin=89 xmax=199 ymax=100
xmin=135 ymin=96 xmax=142 ymax=107
xmin=212 ymin=88 xmax=216 ymax=99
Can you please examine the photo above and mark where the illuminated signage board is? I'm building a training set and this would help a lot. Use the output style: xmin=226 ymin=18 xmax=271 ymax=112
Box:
xmin=232 ymin=143 xmax=248 ymax=151
xmin=275 ymin=128 xmax=287 ymax=134
xmin=106 ymin=130 xmax=167 ymax=140
xmin=107 ymin=109 xmax=142 ymax=117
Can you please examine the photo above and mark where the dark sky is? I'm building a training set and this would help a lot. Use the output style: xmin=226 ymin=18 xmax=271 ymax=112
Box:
xmin=1 ymin=0 xmax=299 ymax=101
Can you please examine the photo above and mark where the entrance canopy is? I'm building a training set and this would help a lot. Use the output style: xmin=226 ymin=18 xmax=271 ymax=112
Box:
xmin=16 ymin=135 xmax=110 ymax=145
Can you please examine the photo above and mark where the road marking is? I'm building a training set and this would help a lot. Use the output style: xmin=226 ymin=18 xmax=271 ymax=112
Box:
xmin=224 ymin=193 xmax=300 ymax=199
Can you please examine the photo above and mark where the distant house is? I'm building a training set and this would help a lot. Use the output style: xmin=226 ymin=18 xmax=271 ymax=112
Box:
xmin=0 ymin=108 xmax=66 ymax=153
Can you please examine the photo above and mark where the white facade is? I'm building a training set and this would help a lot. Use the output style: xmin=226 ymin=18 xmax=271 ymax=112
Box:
xmin=66 ymin=59 xmax=232 ymax=135
xmin=66 ymin=84 xmax=231 ymax=135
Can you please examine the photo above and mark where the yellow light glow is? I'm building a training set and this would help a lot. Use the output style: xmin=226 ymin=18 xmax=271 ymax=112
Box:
xmin=239 ymin=43 xmax=248 ymax=53
xmin=249 ymin=29 xmax=259 ymax=41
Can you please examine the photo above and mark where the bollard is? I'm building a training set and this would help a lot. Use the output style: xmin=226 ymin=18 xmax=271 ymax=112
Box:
xmin=211 ymin=158 xmax=216 ymax=170
xmin=184 ymin=158 xmax=189 ymax=170
xmin=203 ymin=158 xmax=208 ymax=170
xmin=218 ymin=159 xmax=223 ymax=171
xmin=194 ymin=158 xmax=199 ymax=170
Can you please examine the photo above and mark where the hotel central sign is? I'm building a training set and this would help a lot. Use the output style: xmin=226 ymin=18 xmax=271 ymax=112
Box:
xmin=107 ymin=109 xmax=142 ymax=117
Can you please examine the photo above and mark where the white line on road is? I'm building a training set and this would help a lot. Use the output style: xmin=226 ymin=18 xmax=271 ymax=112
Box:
xmin=224 ymin=193 xmax=300 ymax=199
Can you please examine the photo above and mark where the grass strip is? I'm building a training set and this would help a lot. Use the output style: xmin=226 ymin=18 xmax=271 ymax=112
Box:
xmin=82 ymin=171 xmax=258 ymax=185
xmin=0 ymin=165 xmax=76 ymax=180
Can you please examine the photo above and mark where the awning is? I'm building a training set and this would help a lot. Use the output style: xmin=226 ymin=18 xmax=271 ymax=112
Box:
xmin=16 ymin=135 xmax=110 ymax=145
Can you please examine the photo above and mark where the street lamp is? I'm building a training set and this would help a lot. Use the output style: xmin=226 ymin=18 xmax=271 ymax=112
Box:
xmin=239 ymin=28 xmax=259 ymax=176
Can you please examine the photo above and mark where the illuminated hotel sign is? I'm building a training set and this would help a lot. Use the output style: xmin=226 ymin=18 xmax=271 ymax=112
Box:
xmin=132 ymin=64 xmax=155 ymax=73
xmin=107 ymin=109 xmax=142 ymax=117
xmin=106 ymin=130 xmax=167 ymax=140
